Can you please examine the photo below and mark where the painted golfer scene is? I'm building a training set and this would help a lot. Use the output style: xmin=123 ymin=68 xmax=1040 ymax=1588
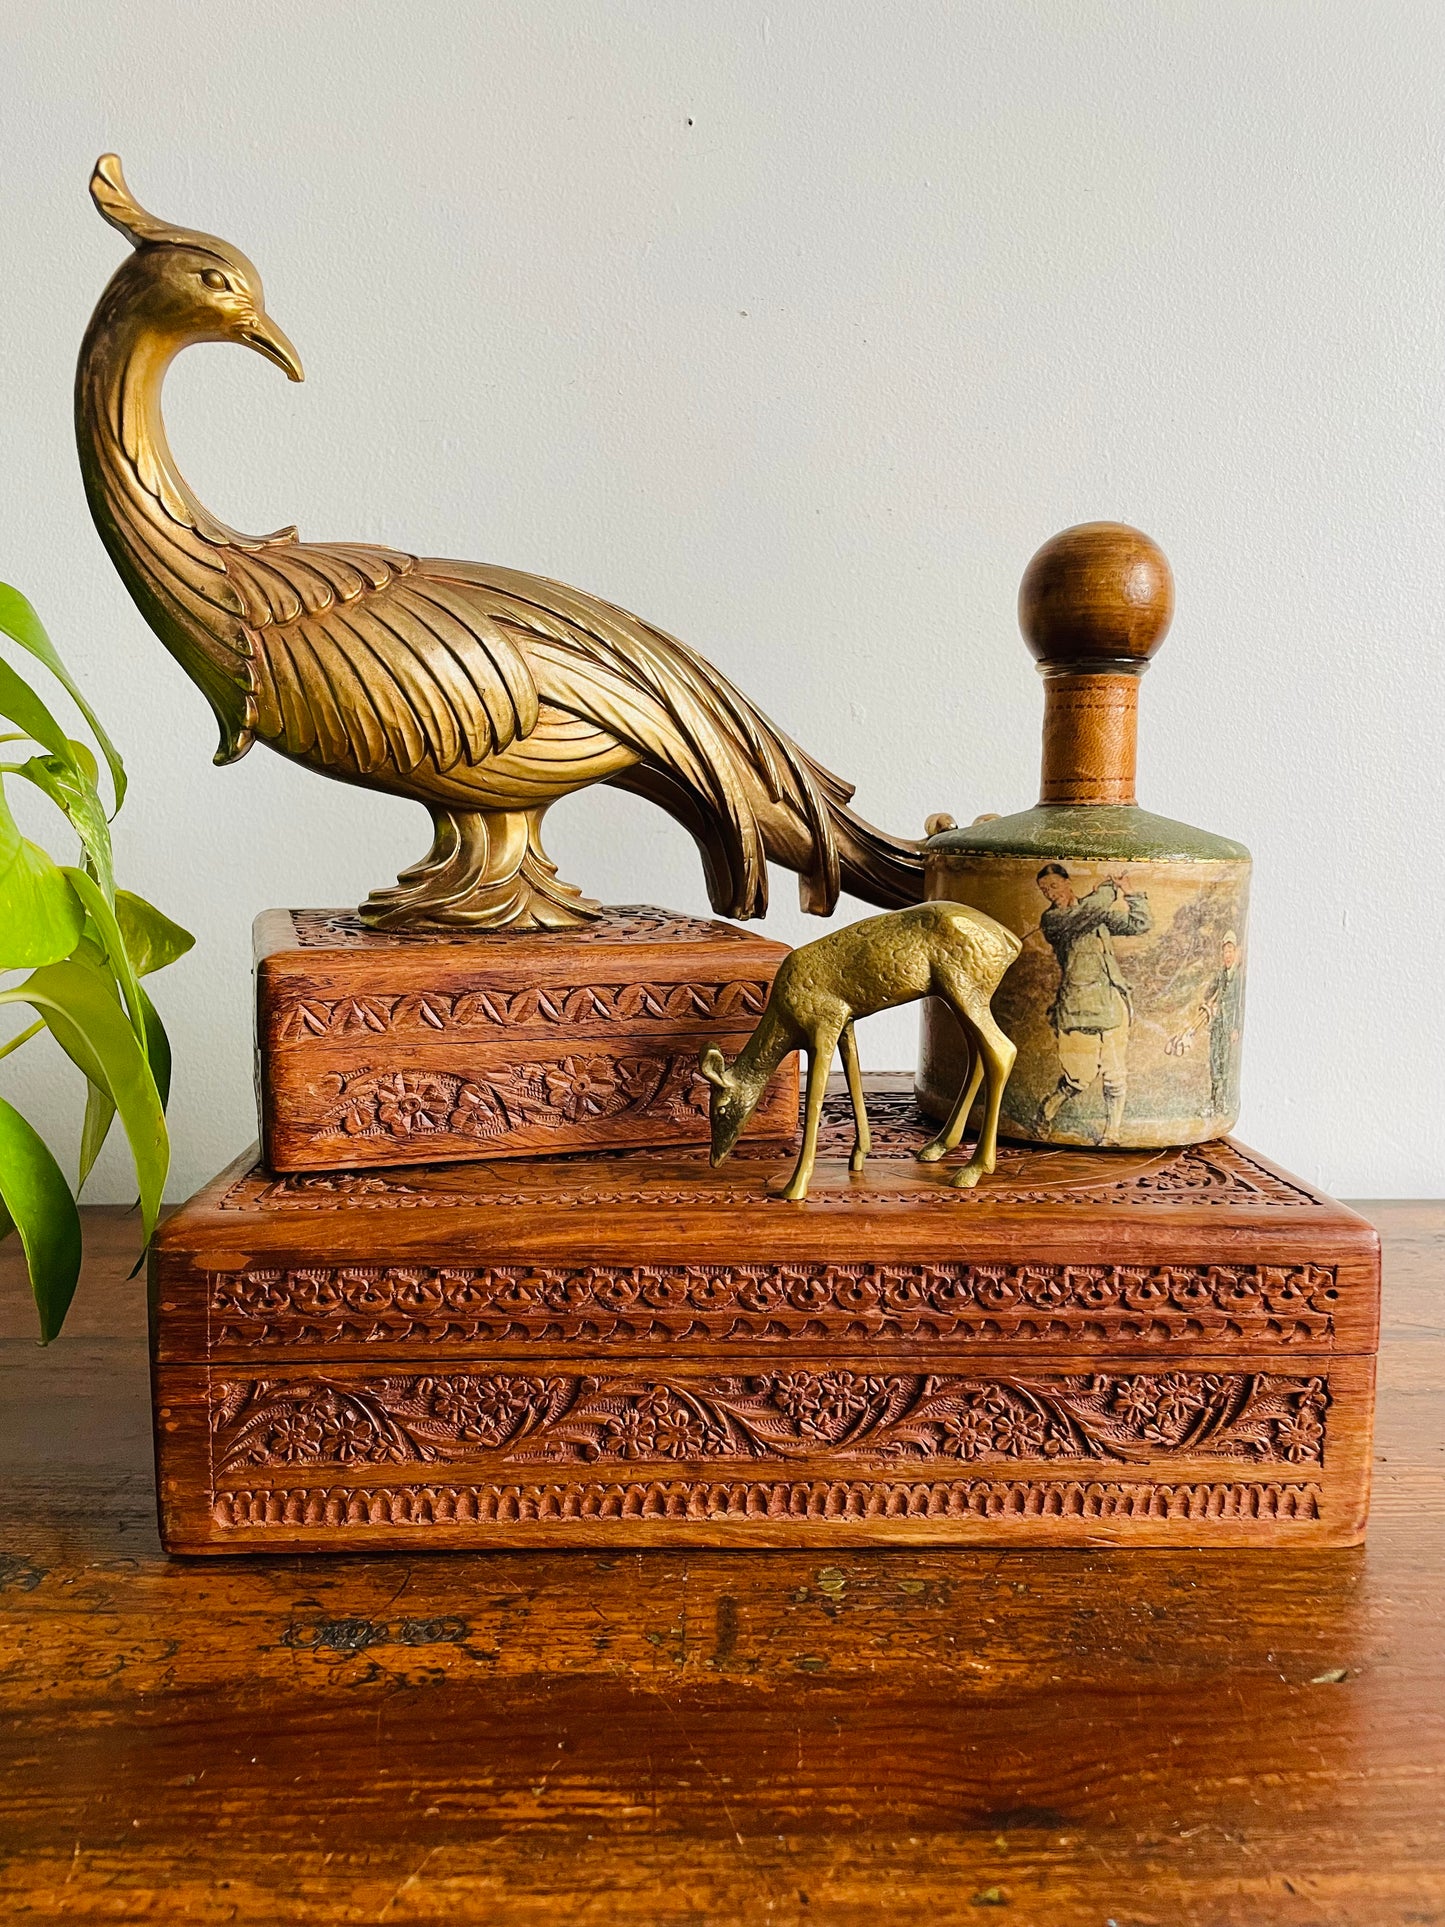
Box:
xmin=920 ymin=856 xmax=1248 ymax=1149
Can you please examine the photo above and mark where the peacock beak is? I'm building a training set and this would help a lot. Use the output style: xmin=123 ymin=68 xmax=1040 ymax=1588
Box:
xmin=240 ymin=314 xmax=304 ymax=382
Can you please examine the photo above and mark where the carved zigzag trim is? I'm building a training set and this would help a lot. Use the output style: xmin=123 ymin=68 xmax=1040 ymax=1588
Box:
xmin=275 ymin=978 xmax=772 ymax=1041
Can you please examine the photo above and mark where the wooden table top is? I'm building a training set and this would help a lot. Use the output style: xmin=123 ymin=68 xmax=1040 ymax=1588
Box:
xmin=1 ymin=1201 xmax=1441 ymax=1924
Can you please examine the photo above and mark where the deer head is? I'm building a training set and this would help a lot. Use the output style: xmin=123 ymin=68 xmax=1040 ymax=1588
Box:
xmin=699 ymin=1044 xmax=753 ymax=1167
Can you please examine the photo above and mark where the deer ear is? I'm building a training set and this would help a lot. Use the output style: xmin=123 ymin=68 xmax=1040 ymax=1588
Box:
xmin=699 ymin=1045 xmax=727 ymax=1089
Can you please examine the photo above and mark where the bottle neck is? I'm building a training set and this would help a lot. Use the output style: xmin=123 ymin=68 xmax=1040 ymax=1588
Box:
xmin=1037 ymin=668 xmax=1141 ymax=807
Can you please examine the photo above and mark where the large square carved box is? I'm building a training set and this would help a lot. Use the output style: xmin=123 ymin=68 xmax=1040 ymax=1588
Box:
xmin=150 ymin=1081 xmax=1379 ymax=1553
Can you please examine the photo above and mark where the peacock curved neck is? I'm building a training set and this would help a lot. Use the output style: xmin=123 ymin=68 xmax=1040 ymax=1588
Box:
xmin=79 ymin=310 xmax=241 ymax=551
xmin=75 ymin=297 xmax=260 ymax=759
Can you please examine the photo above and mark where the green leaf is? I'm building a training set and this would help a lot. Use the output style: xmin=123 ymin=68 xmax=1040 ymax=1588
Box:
xmin=137 ymin=983 xmax=173 ymax=1108
xmin=115 ymin=890 xmax=195 ymax=978
xmin=62 ymin=867 xmax=144 ymax=1041
xmin=67 ymin=739 xmax=99 ymax=787
xmin=70 ymin=937 xmax=122 ymax=1187
xmin=0 ymin=1097 xmax=82 ymax=1343
xmin=67 ymin=935 xmax=125 ymax=1186
xmin=13 ymin=754 xmax=115 ymax=900
xmin=73 ymin=932 xmax=113 ymax=977
xmin=0 ymin=654 xmax=73 ymax=762
xmin=0 ymin=585 xmax=126 ymax=813
xmin=0 ymin=956 xmax=167 ymax=1241
xmin=0 ymin=778 xmax=85 ymax=968
xmin=77 ymin=1082 xmax=117 ymax=1189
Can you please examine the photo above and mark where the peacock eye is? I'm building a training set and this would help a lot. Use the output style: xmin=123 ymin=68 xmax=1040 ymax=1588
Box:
xmin=200 ymin=268 xmax=230 ymax=292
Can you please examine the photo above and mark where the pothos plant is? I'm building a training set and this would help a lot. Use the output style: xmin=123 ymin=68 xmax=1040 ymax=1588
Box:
xmin=0 ymin=580 xmax=192 ymax=1341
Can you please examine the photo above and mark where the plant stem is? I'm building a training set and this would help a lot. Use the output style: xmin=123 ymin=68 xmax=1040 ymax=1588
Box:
xmin=0 ymin=1018 xmax=44 ymax=1063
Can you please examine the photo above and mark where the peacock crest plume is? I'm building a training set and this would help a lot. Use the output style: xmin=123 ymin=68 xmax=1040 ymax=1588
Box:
xmin=76 ymin=155 xmax=923 ymax=930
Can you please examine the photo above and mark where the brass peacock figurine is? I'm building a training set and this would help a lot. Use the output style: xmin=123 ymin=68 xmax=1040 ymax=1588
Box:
xmin=76 ymin=156 xmax=922 ymax=931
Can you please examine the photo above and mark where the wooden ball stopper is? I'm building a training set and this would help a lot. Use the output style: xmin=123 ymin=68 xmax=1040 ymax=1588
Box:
xmin=1020 ymin=521 xmax=1174 ymax=669
xmin=1019 ymin=523 xmax=1175 ymax=806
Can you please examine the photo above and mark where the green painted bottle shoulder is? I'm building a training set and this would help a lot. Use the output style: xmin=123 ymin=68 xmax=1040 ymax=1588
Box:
xmin=924 ymin=804 xmax=1250 ymax=865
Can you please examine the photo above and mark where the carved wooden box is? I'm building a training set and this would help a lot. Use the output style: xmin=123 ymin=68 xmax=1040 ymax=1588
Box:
xmin=151 ymin=1079 xmax=1378 ymax=1553
xmin=254 ymin=905 xmax=799 ymax=1172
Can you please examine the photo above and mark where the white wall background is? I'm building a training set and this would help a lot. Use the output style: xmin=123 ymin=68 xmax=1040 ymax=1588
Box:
xmin=0 ymin=0 xmax=1441 ymax=1200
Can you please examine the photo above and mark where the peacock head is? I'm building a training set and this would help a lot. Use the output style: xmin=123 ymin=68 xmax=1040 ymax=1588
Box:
xmin=88 ymin=154 xmax=303 ymax=381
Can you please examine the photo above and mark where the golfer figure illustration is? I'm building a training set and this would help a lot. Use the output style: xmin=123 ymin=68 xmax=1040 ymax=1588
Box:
xmin=1033 ymin=865 xmax=1152 ymax=1143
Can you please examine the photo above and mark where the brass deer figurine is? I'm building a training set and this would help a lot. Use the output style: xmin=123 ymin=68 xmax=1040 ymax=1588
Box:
xmin=76 ymin=156 xmax=922 ymax=931
xmin=700 ymin=901 xmax=1020 ymax=1201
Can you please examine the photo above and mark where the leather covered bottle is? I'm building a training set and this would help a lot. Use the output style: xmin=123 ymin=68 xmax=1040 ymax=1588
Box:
xmin=916 ymin=523 xmax=1250 ymax=1149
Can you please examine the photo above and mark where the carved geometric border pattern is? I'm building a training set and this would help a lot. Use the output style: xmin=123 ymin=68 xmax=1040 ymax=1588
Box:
xmin=209 ymin=1261 xmax=1340 ymax=1350
xmin=212 ymin=1475 xmax=1323 ymax=1531
xmin=615 ymin=1093 xmax=1319 ymax=1191
xmin=275 ymin=979 xmax=771 ymax=1041
xmin=289 ymin=906 xmax=738 ymax=949
xmin=211 ymin=1370 xmax=1329 ymax=1475
xmin=219 ymin=1136 xmax=1319 ymax=1212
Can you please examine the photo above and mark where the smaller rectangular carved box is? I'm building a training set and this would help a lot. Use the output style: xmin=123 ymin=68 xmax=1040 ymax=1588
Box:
xmin=254 ymin=905 xmax=799 ymax=1173
xmin=151 ymin=1081 xmax=1380 ymax=1554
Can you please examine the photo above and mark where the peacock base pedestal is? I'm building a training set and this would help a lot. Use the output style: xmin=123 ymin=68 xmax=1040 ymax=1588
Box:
xmin=253 ymin=905 xmax=799 ymax=1173
xmin=150 ymin=1078 xmax=1379 ymax=1554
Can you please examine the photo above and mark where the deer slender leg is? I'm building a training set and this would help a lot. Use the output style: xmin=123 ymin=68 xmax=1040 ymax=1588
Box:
xmin=768 ymin=1027 xmax=840 ymax=1202
xmin=837 ymin=1019 xmax=870 ymax=1173
xmin=921 ymin=963 xmax=1017 ymax=1188
xmin=951 ymin=1008 xmax=1018 ymax=1189
xmin=918 ymin=1036 xmax=983 ymax=1162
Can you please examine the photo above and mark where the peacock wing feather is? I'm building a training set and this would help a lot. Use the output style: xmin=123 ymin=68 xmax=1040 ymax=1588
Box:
xmin=446 ymin=564 xmax=851 ymax=911
xmin=420 ymin=561 xmax=782 ymax=907
xmin=221 ymin=540 xmax=541 ymax=779
xmin=212 ymin=538 xmax=887 ymax=918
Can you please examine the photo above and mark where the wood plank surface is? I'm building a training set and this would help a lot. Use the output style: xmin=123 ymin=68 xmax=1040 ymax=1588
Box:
xmin=1 ymin=1201 xmax=1441 ymax=1923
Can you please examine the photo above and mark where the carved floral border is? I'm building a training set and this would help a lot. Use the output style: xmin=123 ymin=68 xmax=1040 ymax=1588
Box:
xmin=310 ymin=1051 xmax=711 ymax=1146
xmin=211 ymin=1369 xmax=1329 ymax=1476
